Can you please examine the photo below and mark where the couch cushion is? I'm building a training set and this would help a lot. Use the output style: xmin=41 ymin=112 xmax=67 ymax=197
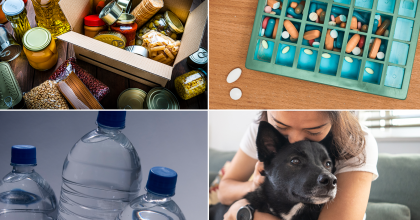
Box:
xmin=366 ymin=202 xmax=410 ymax=220
xmin=369 ymin=154 xmax=420 ymax=220
xmin=209 ymin=148 xmax=236 ymax=174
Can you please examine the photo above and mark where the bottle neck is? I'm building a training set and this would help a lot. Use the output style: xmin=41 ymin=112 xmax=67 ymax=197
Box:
xmin=12 ymin=165 xmax=35 ymax=173
xmin=97 ymin=124 xmax=123 ymax=134
xmin=144 ymin=192 xmax=173 ymax=203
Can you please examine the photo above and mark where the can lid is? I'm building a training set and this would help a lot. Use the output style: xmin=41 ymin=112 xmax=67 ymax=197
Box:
xmin=145 ymin=87 xmax=179 ymax=109
xmin=146 ymin=167 xmax=177 ymax=196
xmin=2 ymin=0 xmax=24 ymax=16
xmin=97 ymin=111 xmax=126 ymax=128
xmin=22 ymin=27 xmax=52 ymax=52
xmin=116 ymin=13 xmax=135 ymax=24
xmin=11 ymin=145 xmax=37 ymax=166
xmin=189 ymin=47 xmax=208 ymax=65
xmin=94 ymin=31 xmax=126 ymax=48
xmin=164 ymin=11 xmax=184 ymax=34
xmin=84 ymin=14 xmax=106 ymax=27
xmin=0 ymin=62 xmax=22 ymax=109
xmin=117 ymin=88 xmax=147 ymax=109
xmin=0 ymin=25 xmax=21 ymax=62
xmin=99 ymin=0 xmax=123 ymax=25
xmin=116 ymin=0 xmax=131 ymax=13
xmin=125 ymin=45 xmax=148 ymax=57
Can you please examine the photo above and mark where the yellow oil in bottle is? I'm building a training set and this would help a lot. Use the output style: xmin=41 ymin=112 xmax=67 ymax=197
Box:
xmin=31 ymin=0 xmax=70 ymax=39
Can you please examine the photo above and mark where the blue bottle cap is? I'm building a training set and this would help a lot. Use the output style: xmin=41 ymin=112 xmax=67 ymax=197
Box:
xmin=97 ymin=111 xmax=126 ymax=128
xmin=11 ymin=145 xmax=37 ymax=165
xmin=2 ymin=0 xmax=25 ymax=16
xmin=146 ymin=167 xmax=177 ymax=196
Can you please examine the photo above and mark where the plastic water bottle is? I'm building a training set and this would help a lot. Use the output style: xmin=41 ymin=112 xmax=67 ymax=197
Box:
xmin=0 ymin=145 xmax=57 ymax=220
xmin=116 ymin=167 xmax=186 ymax=220
xmin=58 ymin=111 xmax=142 ymax=220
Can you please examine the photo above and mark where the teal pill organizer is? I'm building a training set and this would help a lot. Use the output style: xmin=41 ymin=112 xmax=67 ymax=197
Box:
xmin=246 ymin=0 xmax=420 ymax=99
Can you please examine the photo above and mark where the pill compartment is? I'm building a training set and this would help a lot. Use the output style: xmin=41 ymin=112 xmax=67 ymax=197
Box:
xmin=263 ymin=0 xmax=282 ymax=15
xmin=389 ymin=41 xmax=410 ymax=65
xmin=286 ymin=0 xmax=306 ymax=20
xmin=363 ymin=61 xmax=383 ymax=84
xmin=355 ymin=0 xmax=374 ymax=9
xmin=329 ymin=5 xmax=350 ymax=29
xmin=324 ymin=29 xmax=345 ymax=52
xmin=302 ymin=24 xmax=323 ymax=48
xmin=275 ymin=43 xmax=297 ymax=67
xmin=254 ymin=39 xmax=275 ymax=62
xmin=341 ymin=56 xmax=362 ymax=80
xmin=345 ymin=33 xmax=367 ymax=56
xmin=307 ymin=1 xmax=327 ymax=24
xmin=349 ymin=9 xmax=371 ymax=33
xmin=333 ymin=0 xmax=351 ymax=5
xmin=297 ymin=48 xmax=318 ymax=71
xmin=259 ymin=16 xmax=281 ymax=39
xmin=394 ymin=18 xmax=414 ymax=41
xmin=377 ymin=0 xmax=396 ymax=13
xmin=385 ymin=66 xmax=405 ymax=89
xmin=319 ymin=53 xmax=340 ymax=76
xmin=280 ymin=19 xmax=301 ymax=43
xmin=399 ymin=0 xmax=418 ymax=18
xmin=371 ymin=13 xmax=393 ymax=37
xmin=367 ymin=37 xmax=388 ymax=61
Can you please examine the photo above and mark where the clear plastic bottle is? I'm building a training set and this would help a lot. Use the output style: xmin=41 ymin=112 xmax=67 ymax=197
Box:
xmin=58 ymin=111 xmax=142 ymax=220
xmin=116 ymin=167 xmax=186 ymax=220
xmin=0 ymin=145 xmax=57 ymax=220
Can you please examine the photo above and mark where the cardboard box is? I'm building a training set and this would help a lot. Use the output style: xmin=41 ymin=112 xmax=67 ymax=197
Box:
xmin=58 ymin=0 xmax=208 ymax=87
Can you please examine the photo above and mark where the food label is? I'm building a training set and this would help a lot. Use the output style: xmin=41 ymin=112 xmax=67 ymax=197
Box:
xmin=120 ymin=26 xmax=132 ymax=30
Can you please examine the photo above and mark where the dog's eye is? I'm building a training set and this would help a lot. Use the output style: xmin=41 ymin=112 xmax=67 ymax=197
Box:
xmin=291 ymin=159 xmax=300 ymax=165
xmin=325 ymin=161 xmax=332 ymax=168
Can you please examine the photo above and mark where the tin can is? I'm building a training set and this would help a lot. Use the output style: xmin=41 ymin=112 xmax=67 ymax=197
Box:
xmin=125 ymin=45 xmax=148 ymax=57
xmin=187 ymin=47 xmax=208 ymax=69
xmin=99 ymin=0 xmax=123 ymax=25
xmin=0 ymin=61 xmax=22 ymax=109
xmin=94 ymin=31 xmax=127 ymax=48
xmin=144 ymin=87 xmax=179 ymax=109
xmin=0 ymin=24 xmax=21 ymax=62
xmin=117 ymin=88 xmax=147 ymax=109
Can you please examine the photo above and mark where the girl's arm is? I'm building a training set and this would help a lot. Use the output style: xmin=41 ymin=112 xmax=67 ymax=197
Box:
xmin=318 ymin=171 xmax=373 ymax=220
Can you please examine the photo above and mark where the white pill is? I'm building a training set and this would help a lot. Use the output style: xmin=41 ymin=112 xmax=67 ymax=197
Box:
xmin=312 ymin=42 xmax=320 ymax=47
xmin=304 ymin=49 xmax=313 ymax=55
xmin=345 ymin=56 xmax=353 ymax=63
xmin=226 ymin=68 xmax=242 ymax=83
xmin=272 ymin=2 xmax=280 ymax=9
xmin=384 ymin=29 xmax=389 ymax=37
xmin=365 ymin=67 xmax=374 ymax=74
xmin=260 ymin=28 xmax=265 ymax=37
xmin=262 ymin=40 xmax=268 ymax=49
xmin=329 ymin=21 xmax=336 ymax=26
xmin=352 ymin=47 xmax=361 ymax=55
xmin=330 ymin=29 xmax=338 ymax=38
xmin=339 ymin=15 xmax=347 ymax=22
xmin=309 ymin=12 xmax=318 ymax=21
xmin=282 ymin=46 xmax=290 ymax=54
xmin=282 ymin=31 xmax=290 ymax=39
xmin=377 ymin=52 xmax=385 ymax=60
xmin=230 ymin=88 xmax=242 ymax=100
xmin=322 ymin=53 xmax=331 ymax=58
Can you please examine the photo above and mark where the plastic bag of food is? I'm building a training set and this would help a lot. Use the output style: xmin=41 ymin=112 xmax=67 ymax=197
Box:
xmin=23 ymin=80 xmax=69 ymax=109
xmin=142 ymin=30 xmax=181 ymax=66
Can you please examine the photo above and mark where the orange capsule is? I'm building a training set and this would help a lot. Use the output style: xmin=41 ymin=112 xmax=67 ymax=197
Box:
xmin=346 ymin=34 xmax=360 ymax=53
xmin=369 ymin=38 xmax=381 ymax=59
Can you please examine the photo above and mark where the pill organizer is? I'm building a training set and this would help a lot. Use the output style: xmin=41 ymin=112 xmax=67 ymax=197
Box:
xmin=246 ymin=0 xmax=420 ymax=99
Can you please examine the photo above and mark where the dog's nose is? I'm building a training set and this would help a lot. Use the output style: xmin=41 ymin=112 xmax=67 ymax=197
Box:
xmin=317 ymin=174 xmax=337 ymax=189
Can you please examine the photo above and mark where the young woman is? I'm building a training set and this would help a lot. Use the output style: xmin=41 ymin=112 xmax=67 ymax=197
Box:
xmin=219 ymin=111 xmax=378 ymax=220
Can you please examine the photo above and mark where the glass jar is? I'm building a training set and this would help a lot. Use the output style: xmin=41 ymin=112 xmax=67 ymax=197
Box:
xmin=110 ymin=13 xmax=137 ymax=46
xmin=174 ymin=68 xmax=207 ymax=100
xmin=0 ymin=0 xmax=7 ymax=24
xmin=31 ymin=0 xmax=71 ymax=39
xmin=2 ymin=0 xmax=31 ymax=45
xmin=84 ymin=14 xmax=107 ymax=38
xmin=22 ymin=27 xmax=58 ymax=71
xmin=136 ymin=11 xmax=184 ymax=45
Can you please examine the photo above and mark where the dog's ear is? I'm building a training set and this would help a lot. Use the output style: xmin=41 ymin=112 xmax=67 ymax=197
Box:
xmin=256 ymin=121 xmax=289 ymax=164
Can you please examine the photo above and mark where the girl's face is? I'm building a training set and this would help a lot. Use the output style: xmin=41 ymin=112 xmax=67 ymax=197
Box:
xmin=267 ymin=111 xmax=332 ymax=144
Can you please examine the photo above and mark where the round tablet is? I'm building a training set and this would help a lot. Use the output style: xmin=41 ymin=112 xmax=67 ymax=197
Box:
xmin=281 ymin=31 xmax=290 ymax=39
xmin=304 ymin=49 xmax=313 ymax=55
xmin=282 ymin=46 xmax=290 ymax=54
xmin=345 ymin=56 xmax=353 ymax=63
xmin=339 ymin=15 xmax=346 ymax=22
xmin=352 ymin=47 xmax=361 ymax=55
xmin=312 ymin=42 xmax=320 ymax=48
xmin=330 ymin=29 xmax=338 ymax=38
xmin=230 ymin=88 xmax=242 ymax=100
xmin=309 ymin=12 xmax=318 ymax=21
xmin=226 ymin=68 xmax=242 ymax=83
xmin=264 ymin=6 xmax=272 ymax=13
xmin=322 ymin=53 xmax=331 ymax=58
xmin=262 ymin=40 xmax=268 ymax=49
xmin=365 ymin=67 xmax=374 ymax=74
xmin=376 ymin=51 xmax=385 ymax=60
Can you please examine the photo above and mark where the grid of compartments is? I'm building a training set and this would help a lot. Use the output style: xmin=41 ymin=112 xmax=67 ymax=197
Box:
xmin=246 ymin=0 xmax=420 ymax=99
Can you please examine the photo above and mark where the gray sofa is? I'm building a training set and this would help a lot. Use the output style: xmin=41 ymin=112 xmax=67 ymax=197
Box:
xmin=209 ymin=149 xmax=420 ymax=220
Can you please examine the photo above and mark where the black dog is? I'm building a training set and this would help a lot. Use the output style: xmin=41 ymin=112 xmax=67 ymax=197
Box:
xmin=210 ymin=121 xmax=337 ymax=220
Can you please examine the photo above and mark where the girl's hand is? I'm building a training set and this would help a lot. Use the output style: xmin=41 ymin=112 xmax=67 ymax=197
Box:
xmin=250 ymin=161 xmax=265 ymax=192
xmin=223 ymin=199 xmax=249 ymax=220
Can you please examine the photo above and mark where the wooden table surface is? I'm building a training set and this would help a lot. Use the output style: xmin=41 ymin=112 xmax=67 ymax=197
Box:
xmin=209 ymin=0 xmax=420 ymax=109
xmin=6 ymin=0 xmax=207 ymax=109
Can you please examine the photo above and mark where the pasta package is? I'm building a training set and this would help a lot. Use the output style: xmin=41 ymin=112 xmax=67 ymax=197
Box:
xmin=141 ymin=30 xmax=181 ymax=66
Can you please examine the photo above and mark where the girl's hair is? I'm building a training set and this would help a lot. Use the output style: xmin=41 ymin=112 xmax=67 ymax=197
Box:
xmin=258 ymin=111 xmax=366 ymax=165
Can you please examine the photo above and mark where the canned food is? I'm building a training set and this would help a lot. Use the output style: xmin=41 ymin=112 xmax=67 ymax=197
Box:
xmin=0 ymin=24 xmax=21 ymax=62
xmin=0 ymin=61 xmax=22 ymax=109
xmin=94 ymin=31 xmax=127 ymax=48
xmin=187 ymin=47 xmax=208 ymax=69
xmin=144 ymin=87 xmax=179 ymax=109
xmin=117 ymin=88 xmax=147 ymax=109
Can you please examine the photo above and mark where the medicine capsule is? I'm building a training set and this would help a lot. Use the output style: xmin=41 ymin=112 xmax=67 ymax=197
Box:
xmin=283 ymin=20 xmax=299 ymax=39
xmin=372 ymin=19 xmax=378 ymax=34
xmin=295 ymin=0 xmax=305 ymax=14
xmin=369 ymin=38 xmax=381 ymax=59
xmin=375 ymin=19 xmax=390 ymax=36
xmin=319 ymin=11 xmax=326 ymax=23
xmin=350 ymin=17 xmax=358 ymax=30
xmin=346 ymin=34 xmax=360 ymax=53
xmin=361 ymin=24 xmax=368 ymax=32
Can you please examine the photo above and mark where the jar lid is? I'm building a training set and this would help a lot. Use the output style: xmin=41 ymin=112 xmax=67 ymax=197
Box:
xmin=0 ymin=62 xmax=22 ymax=109
xmin=22 ymin=27 xmax=52 ymax=52
xmin=117 ymin=88 xmax=147 ymax=109
xmin=189 ymin=47 xmax=208 ymax=65
xmin=84 ymin=14 xmax=106 ymax=27
xmin=164 ymin=11 xmax=184 ymax=34
xmin=145 ymin=87 xmax=179 ymax=109
xmin=0 ymin=25 xmax=22 ymax=62
xmin=125 ymin=45 xmax=148 ymax=57
xmin=99 ymin=0 xmax=123 ymax=25
xmin=2 ymin=0 xmax=24 ymax=16
xmin=116 ymin=13 xmax=135 ymax=24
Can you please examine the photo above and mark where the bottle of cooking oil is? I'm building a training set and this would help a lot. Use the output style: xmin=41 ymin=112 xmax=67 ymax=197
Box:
xmin=31 ymin=0 xmax=70 ymax=39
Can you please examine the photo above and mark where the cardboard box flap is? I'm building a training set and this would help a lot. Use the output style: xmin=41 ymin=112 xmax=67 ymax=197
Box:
xmin=59 ymin=0 xmax=90 ymax=34
xmin=130 ymin=0 xmax=193 ymax=23
xmin=58 ymin=31 xmax=173 ymax=80
xmin=174 ymin=0 xmax=208 ymax=66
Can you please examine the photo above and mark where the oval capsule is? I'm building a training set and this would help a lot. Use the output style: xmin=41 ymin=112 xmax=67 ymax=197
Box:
xmin=283 ymin=20 xmax=299 ymax=39
xmin=325 ymin=29 xmax=334 ymax=50
xmin=294 ymin=0 xmax=305 ymax=14
xmin=265 ymin=18 xmax=276 ymax=38
xmin=346 ymin=34 xmax=360 ymax=53
xmin=350 ymin=17 xmax=358 ymax=30
xmin=303 ymin=30 xmax=321 ymax=40
xmin=369 ymin=38 xmax=381 ymax=59
xmin=375 ymin=19 xmax=390 ymax=36
xmin=365 ymin=67 xmax=374 ymax=74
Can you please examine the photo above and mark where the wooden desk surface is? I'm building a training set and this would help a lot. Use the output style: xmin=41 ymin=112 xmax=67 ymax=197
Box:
xmin=209 ymin=0 xmax=420 ymax=109
xmin=6 ymin=0 xmax=207 ymax=109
